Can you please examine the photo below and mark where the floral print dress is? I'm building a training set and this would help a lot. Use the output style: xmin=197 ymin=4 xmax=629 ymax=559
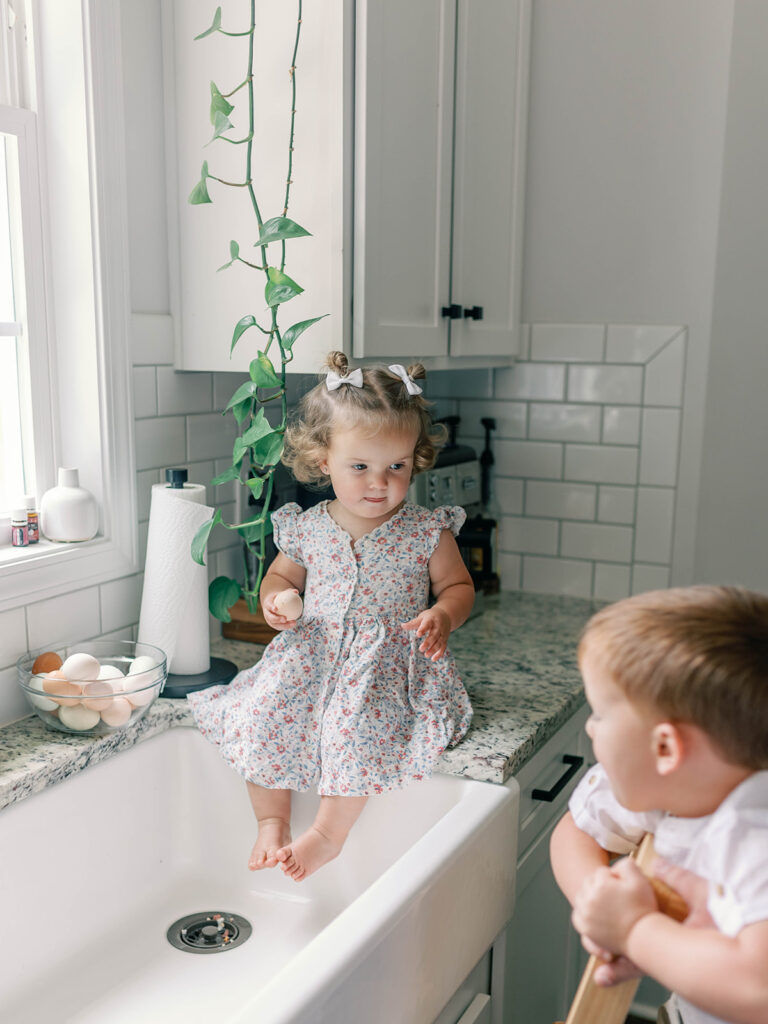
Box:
xmin=187 ymin=501 xmax=473 ymax=796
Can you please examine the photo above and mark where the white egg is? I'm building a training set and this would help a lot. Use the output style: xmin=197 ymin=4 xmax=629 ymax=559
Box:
xmin=81 ymin=679 xmax=115 ymax=710
xmin=97 ymin=664 xmax=125 ymax=681
xmin=28 ymin=674 xmax=59 ymax=712
xmin=128 ymin=655 xmax=157 ymax=675
xmin=274 ymin=589 xmax=303 ymax=620
xmin=60 ymin=652 xmax=101 ymax=683
xmin=126 ymin=678 xmax=160 ymax=707
xmin=59 ymin=704 xmax=100 ymax=730
xmin=100 ymin=697 xmax=132 ymax=727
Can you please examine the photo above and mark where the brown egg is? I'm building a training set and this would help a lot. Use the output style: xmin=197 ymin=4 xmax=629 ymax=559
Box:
xmin=32 ymin=651 xmax=63 ymax=674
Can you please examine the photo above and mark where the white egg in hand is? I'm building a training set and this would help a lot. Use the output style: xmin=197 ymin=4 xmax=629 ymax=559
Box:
xmin=60 ymin=652 xmax=101 ymax=683
xmin=274 ymin=589 xmax=303 ymax=620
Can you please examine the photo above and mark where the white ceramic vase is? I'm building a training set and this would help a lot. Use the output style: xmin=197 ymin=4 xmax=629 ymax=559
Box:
xmin=40 ymin=468 xmax=99 ymax=542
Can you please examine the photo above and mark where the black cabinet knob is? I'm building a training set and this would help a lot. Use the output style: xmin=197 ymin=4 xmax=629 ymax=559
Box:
xmin=463 ymin=305 xmax=484 ymax=321
xmin=441 ymin=304 xmax=462 ymax=320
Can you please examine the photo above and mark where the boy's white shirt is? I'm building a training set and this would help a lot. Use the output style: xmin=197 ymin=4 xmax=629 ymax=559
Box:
xmin=569 ymin=765 xmax=768 ymax=1024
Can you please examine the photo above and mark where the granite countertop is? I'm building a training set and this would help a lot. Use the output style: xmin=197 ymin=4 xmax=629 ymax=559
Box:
xmin=0 ymin=592 xmax=598 ymax=811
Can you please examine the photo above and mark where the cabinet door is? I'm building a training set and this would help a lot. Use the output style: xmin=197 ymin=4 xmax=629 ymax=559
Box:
xmin=449 ymin=0 xmax=530 ymax=359
xmin=353 ymin=0 xmax=455 ymax=359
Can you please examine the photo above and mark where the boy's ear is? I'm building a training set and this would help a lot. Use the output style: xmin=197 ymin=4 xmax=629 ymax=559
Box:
xmin=651 ymin=722 xmax=685 ymax=775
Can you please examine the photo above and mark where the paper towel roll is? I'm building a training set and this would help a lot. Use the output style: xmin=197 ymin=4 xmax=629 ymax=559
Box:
xmin=138 ymin=482 xmax=214 ymax=675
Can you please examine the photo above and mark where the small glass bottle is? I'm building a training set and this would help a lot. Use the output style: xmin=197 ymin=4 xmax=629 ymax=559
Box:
xmin=24 ymin=494 xmax=39 ymax=543
xmin=11 ymin=509 xmax=29 ymax=547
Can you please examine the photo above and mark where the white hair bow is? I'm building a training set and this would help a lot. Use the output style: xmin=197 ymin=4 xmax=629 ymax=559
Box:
xmin=388 ymin=364 xmax=423 ymax=396
xmin=326 ymin=367 xmax=364 ymax=391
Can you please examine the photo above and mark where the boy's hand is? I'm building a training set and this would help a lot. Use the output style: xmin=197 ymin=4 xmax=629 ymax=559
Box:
xmin=402 ymin=607 xmax=451 ymax=661
xmin=580 ymin=936 xmax=644 ymax=987
xmin=572 ymin=857 xmax=658 ymax=956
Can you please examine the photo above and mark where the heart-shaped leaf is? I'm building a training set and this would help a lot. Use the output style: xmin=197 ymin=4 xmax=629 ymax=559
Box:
xmin=249 ymin=430 xmax=284 ymax=467
xmin=246 ymin=475 xmax=265 ymax=500
xmin=211 ymin=109 xmax=234 ymax=141
xmin=249 ymin=352 xmax=281 ymax=387
xmin=210 ymin=465 xmax=242 ymax=487
xmin=265 ymin=266 xmax=303 ymax=307
xmin=231 ymin=314 xmax=257 ymax=354
xmin=195 ymin=7 xmax=222 ymax=40
xmin=208 ymin=575 xmax=242 ymax=622
xmin=191 ymin=508 xmax=221 ymax=565
xmin=255 ymin=216 xmax=311 ymax=247
xmin=281 ymin=315 xmax=328 ymax=351
xmin=240 ymin=407 xmax=273 ymax=447
xmin=226 ymin=379 xmax=259 ymax=411
xmin=210 ymin=81 xmax=234 ymax=123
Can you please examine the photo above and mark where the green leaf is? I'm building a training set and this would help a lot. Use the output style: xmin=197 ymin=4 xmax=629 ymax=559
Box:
xmin=210 ymin=81 xmax=234 ymax=123
xmin=240 ymin=408 xmax=273 ymax=446
xmin=239 ymin=517 xmax=273 ymax=543
xmin=225 ymin=379 xmax=259 ymax=411
xmin=210 ymin=465 xmax=241 ymax=487
xmin=230 ymin=240 xmax=240 ymax=260
xmin=249 ymin=351 xmax=281 ymax=388
xmin=194 ymin=6 xmax=222 ymax=40
xmin=231 ymin=399 xmax=252 ymax=425
xmin=281 ymin=315 xmax=329 ymax=352
xmin=250 ymin=430 xmax=284 ymax=467
xmin=246 ymin=475 xmax=265 ymax=500
xmin=211 ymin=109 xmax=234 ymax=141
xmin=191 ymin=509 xmax=221 ymax=566
xmin=208 ymin=575 xmax=242 ymax=622
xmin=230 ymin=314 xmax=257 ymax=354
xmin=255 ymin=216 xmax=311 ymax=247
xmin=188 ymin=161 xmax=212 ymax=204
xmin=265 ymin=266 xmax=303 ymax=307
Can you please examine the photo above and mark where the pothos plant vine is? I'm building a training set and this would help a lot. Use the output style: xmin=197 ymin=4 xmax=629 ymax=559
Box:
xmin=188 ymin=0 xmax=325 ymax=622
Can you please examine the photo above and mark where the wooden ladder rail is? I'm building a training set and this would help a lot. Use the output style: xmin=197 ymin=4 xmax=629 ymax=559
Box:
xmin=556 ymin=834 xmax=689 ymax=1024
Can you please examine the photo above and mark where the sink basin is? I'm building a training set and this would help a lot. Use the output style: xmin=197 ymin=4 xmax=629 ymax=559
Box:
xmin=0 ymin=727 xmax=519 ymax=1023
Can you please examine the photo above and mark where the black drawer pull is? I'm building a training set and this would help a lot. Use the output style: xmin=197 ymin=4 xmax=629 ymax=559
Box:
xmin=531 ymin=754 xmax=584 ymax=803
xmin=441 ymin=303 xmax=462 ymax=320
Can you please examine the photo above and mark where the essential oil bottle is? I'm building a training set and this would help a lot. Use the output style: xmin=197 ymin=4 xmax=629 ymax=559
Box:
xmin=24 ymin=495 xmax=39 ymax=543
xmin=11 ymin=509 xmax=29 ymax=547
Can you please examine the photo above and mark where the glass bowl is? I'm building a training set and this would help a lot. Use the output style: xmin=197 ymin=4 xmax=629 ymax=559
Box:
xmin=17 ymin=640 xmax=167 ymax=736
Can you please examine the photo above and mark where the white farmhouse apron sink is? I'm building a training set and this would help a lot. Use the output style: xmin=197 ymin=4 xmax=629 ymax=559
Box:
xmin=1 ymin=727 xmax=519 ymax=1023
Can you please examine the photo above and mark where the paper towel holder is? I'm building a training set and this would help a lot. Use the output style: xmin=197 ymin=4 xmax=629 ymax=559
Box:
xmin=163 ymin=658 xmax=238 ymax=699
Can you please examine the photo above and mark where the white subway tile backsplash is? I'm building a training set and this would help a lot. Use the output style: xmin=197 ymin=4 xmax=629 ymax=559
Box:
xmin=0 ymin=665 xmax=27 ymax=725
xmin=498 ymin=552 xmax=522 ymax=589
xmin=497 ymin=440 xmax=563 ymax=479
xmin=495 ymin=478 xmax=524 ymax=516
xmin=634 ymin=487 xmax=675 ymax=564
xmin=100 ymin=573 xmax=143 ymax=634
xmin=522 ymin=556 xmax=593 ymax=598
xmin=132 ymin=366 xmax=157 ymax=419
xmin=644 ymin=332 xmax=686 ymax=407
xmin=27 ymin=587 xmax=101 ymax=650
xmin=494 ymin=363 xmax=566 ymax=401
xmin=526 ymin=481 xmax=596 ymax=521
xmin=0 ymin=607 xmax=26 ymax=667
xmin=429 ymin=369 xmax=493 ymax=400
xmin=529 ymin=403 xmax=601 ymax=443
xmin=594 ymin=563 xmax=631 ymax=601
xmin=135 ymin=416 xmax=186 ymax=471
xmin=602 ymin=406 xmax=641 ymax=445
xmin=567 ymin=364 xmax=643 ymax=405
xmin=565 ymin=445 xmax=638 ymax=485
xmin=561 ymin=522 xmax=633 ymax=563
xmin=530 ymin=324 xmax=605 ymax=362
xmin=598 ymin=485 xmax=636 ymax=525
xmin=456 ymin=399 xmax=527 ymax=440
xmin=187 ymin=412 xmax=237 ymax=463
xmin=500 ymin=516 xmax=559 ymax=556
xmin=639 ymin=408 xmax=680 ymax=486
xmin=631 ymin=564 xmax=670 ymax=594
xmin=157 ymin=367 xmax=214 ymax=416
xmin=605 ymin=325 xmax=680 ymax=364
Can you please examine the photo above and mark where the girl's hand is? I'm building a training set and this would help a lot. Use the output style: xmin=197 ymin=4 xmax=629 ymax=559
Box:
xmin=262 ymin=589 xmax=302 ymax=631
xmin=402 ymin=607 xmax=451 ymax=661
xmin=571 ymin=857 xmax=658 ymax=956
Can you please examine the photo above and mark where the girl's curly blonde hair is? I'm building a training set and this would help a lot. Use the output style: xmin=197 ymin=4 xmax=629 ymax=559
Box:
xmin=282 ymin=351 xmax=446 ymax=486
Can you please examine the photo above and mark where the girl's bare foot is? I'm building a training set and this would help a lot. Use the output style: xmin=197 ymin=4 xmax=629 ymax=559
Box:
xmin=248 ymin=816 xmax=292 ymax=870
xmin=276 ymin=825 xmax=345 ymax=881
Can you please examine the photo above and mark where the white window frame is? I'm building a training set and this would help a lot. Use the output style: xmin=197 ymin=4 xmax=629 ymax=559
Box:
xmin=0 ymin=0 xmax=137 ymax=612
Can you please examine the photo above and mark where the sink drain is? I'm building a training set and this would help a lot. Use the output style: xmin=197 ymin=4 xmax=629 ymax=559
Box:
xmin=167 ymin=912 xmax=252 ymax=954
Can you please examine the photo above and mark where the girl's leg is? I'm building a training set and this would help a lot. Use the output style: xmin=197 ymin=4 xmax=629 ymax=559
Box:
xmin=277 ymin=795 xmax=368 ymax=882
xmin=246 ymin=782 xmax=292 ymax=870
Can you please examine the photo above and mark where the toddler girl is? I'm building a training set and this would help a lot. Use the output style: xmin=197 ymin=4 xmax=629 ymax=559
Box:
xmin=188 ymin=351 xmax=475 ymax=881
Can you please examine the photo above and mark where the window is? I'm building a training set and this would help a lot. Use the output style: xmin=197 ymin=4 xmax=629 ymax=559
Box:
xmin=0 ymin=0 xmax=138 ymax=606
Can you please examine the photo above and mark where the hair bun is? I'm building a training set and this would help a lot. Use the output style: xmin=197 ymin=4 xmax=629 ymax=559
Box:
xmin=325 ymin=350 xmax=349 ymax=376
xmin=407 ymin=363 xmax=426 ymax=381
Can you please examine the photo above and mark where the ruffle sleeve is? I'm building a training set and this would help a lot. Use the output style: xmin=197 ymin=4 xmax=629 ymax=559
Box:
xmin=423 ymin=505 xmax=466 ymax=555
xmin=270 ymin=502 xmax=305 ymax=567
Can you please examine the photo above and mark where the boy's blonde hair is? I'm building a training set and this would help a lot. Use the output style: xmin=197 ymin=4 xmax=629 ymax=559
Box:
xmin=282 ymin=351 xmax=446 ymax=486
xmin=579 ymin=585 xmax=768 ymax=769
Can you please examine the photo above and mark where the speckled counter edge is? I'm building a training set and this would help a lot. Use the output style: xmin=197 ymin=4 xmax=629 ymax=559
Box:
xmin=0 ymin=593 xmax=596 ymax=812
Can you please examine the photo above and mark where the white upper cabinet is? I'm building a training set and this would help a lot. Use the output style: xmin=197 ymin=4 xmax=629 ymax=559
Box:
xmin=163 ymin=0 xmax=529 ymax=372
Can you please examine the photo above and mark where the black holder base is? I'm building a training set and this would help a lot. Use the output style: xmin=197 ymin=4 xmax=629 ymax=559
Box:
xmin=162 ymin=657 xmax=239 ymax=699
